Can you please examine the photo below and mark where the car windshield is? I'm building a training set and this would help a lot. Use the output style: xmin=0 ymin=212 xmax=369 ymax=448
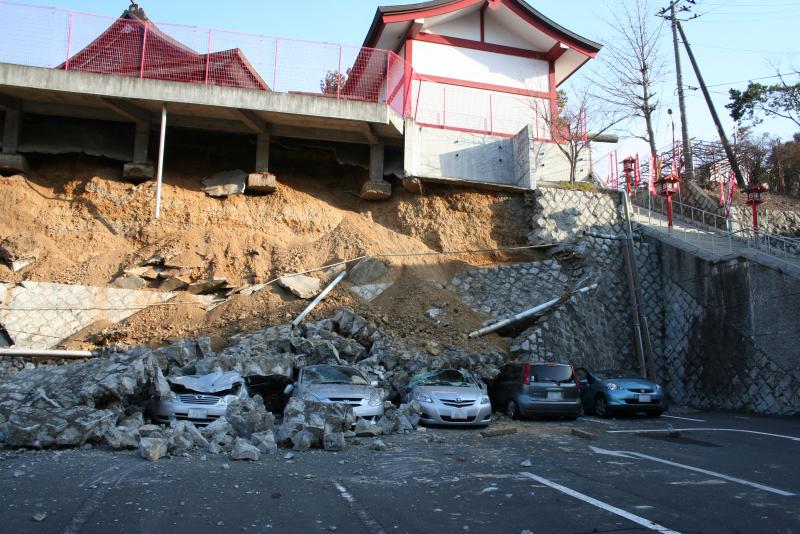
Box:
xmin=531 ymin=364 xmax=573 ymax=383
xmin=302 ymin=365 xmax=369 ymax=385
xmin=595 ymin=369 xmax=640 ymax=380
xmin=411 ymin=369 xmax=474 ymax=387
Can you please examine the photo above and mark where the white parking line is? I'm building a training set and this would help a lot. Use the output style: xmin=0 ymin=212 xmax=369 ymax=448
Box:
xmin=333 ymin=480 xmax=386 ymax=534
xmin=606 ymin=427 xmax=800 ymax=442
xmin=519 ymin=472 xmax=680 ymax=534
xmin=590 ymin=447 xmax=796 ymax=497
xmin=661 ymin=415 xmax=706 ymax=423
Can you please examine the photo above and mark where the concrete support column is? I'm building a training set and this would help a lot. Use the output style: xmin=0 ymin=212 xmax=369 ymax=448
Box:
xmin=0 ymin=105 xmax=29 ymax=175
xmin=360 ymin=142 xmax=391 ymax=200
xmin=247 ymin=128 xmax=277 ymax=194
xmin=123 ymin=119 xmax=155 ymax=182
xmin=255 ymin=130 xmax=270 ymax=173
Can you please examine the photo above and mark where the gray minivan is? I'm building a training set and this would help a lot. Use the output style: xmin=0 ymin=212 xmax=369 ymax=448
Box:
xmin=489 ymin=362 xmax=581 ymax=419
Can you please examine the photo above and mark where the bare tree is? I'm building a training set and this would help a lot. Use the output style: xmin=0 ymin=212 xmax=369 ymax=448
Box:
xmin=534 ymin=88 xmax=624 ymax=184
xmin=594 ymin=0 xmax=668 ymax=160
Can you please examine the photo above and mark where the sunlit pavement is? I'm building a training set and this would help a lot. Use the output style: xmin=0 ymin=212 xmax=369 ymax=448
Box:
xmin=2 ymin=410 xmax=798 ymax=533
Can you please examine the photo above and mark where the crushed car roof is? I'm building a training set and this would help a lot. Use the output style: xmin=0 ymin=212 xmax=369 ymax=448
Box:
xmin=167 ymin=371 xmax=244 ymax=394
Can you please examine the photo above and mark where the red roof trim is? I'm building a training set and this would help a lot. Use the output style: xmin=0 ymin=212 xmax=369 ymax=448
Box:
xmin=500 ymin=0 xmax=597 ymax=58
xmin=414 ymin=32 xmax=548 ymax=60
xmin=415 ymin=73 xmax=550 ymax=99
xmin=382 ymin=0 xmax=484 ymax=24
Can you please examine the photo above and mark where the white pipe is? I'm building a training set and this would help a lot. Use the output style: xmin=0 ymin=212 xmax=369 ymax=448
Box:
xmin=0 ymin=348 xmax=94 ymax=358
xmin=155 ymin=102 xmax=167 ymax=219
xmin=291 ymin=269 xmax=348 ymax=327
xmin=468 ymin=283 xmax=598 ymax=338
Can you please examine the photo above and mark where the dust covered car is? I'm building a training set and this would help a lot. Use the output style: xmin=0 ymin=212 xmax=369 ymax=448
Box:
xmin=406 ymin=369 xmax=492 ymax=426
xmin=150 ymin=371 xmax=249 ymax=426
xmin=284 ymin=364 xmax=384 ymax=419
xmin=576 ymin=368 xmax=667 ymax=418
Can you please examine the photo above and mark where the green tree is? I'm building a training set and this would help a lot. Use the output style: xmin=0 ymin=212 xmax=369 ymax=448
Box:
xmin=320 ymin=68 xmax=351 ymax=95
xmin=727 ymin=73 xmax=800 ymax=129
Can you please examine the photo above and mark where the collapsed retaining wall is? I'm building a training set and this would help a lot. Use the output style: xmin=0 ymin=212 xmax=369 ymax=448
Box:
xmin=449 ymin=186 xmax=800 ymax=415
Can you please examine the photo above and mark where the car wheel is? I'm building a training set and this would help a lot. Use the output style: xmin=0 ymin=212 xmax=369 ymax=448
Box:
xmin=646 ymin=410 xmax=663 ymax=418
xmin=594 ymin=395 xmax=610 ymax=418
xmin=506 ymin=399 xmax=520 ymax=420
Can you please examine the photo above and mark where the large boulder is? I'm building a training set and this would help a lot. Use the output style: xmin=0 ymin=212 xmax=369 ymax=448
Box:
xmin=0 ymin=349 xmax=170 ymax=422
xmin=4 ymin=406 xmax=116 ymax=448
xmin=225 ymin=395 xmax=274 ymax=438
xmin=276 ymin=398 xmax=354 ymax=452
xmin=231 ymin=438 xmax=261 ymax=461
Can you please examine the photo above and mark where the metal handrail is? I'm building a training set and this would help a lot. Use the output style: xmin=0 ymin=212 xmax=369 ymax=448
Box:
xmin=630 ymin=198 xmax=800 ymax=270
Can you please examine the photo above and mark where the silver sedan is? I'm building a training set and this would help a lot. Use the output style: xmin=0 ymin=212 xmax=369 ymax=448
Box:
xmin=406 ymin=369 xmax=492 ymax=426
xmin=284 ymin=364 xmax=384 ymax=420
xmin=150 ymin=371 xmax=248 ymax=426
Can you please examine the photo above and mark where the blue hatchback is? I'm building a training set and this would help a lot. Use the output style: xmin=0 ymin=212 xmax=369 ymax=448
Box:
xmin=575 ymin=368 xmax=667 ymax=418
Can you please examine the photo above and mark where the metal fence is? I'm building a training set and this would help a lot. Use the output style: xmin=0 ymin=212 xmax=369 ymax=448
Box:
xmin=0 ymin=1 xmax=407 ymax=108
xmin=0 ymin=1 xmax=572 ymax=139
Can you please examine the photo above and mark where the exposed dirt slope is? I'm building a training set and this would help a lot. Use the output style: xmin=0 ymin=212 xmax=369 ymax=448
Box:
xmin=1 ymin=152 xmax=532 ymax=352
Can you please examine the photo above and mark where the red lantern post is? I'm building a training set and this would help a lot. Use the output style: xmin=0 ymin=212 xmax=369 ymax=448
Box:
xmin=743 ymin=182 xmax=767 ymax=230
xmin=655 ymin=173 xmax=681 ymax=231
xmin=622 ymin=156 xmax=636 ymax=194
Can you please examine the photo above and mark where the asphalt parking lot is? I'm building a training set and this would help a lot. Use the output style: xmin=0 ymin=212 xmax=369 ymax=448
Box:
xmin=1 ymin=410 xmax=798 ymax=534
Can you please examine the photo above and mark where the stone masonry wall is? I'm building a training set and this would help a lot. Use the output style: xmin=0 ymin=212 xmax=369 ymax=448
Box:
xmin=449 ymin=186 xmax=799 ymax=415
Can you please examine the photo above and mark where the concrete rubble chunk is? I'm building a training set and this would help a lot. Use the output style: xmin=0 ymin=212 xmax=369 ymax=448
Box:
xmin=139 ymin=437 xmax=168 ymax=462
xmin=231 ymin=437 xmax=261 ymax=461
xmin=371 ymin=438 xmax=389 ymax=451
xmin=159 ymin=276 xmax=189 ymax=292
xmin=225 ymin=395 xmax=274 ymax=438
xmin=202 ymin=169 xmax=247 ymax=197
xmin=278 ymin=275 xmax=322 ymax=299
xmin=4 ymin=406 xmax=116 ymax=448
xmin=187 ymin=277 xmax=229 ymax=295
xmin=0 ymin=235 xmax=40 ymax=272
xmin=347 ymin=257 xmax=388 ymax=285
xmin=0 ymin=349 xmax=170 ymax=448
xmin=247 ymin=172 xmax=278 ymax=194
xmin=349 ymin=283 xmax=392 ymax=303
xmin=118 ymin=412 xmax=144 ymax=429
xmin=323 ymin=431 xmax=346 ymax=451
xmin=105 ymin=425 xmax=141 ymax=450
xmin=112 ymin=275 xmax=146 ymax=290
xmin=354 ymin=418 xmax=381 ymax=437
xmin=359 ymin=180 xmax=391 ymax=200
xmin=251 ymin=430 xmax=278 ymax=455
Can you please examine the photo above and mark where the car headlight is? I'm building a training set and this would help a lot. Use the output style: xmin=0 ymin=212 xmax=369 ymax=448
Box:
xmin=480 ymin=395 xmax=491 ymax=405
xmin=606 ymin=382 xmax=619 ymax=391
xmin=368 ymin=390 xmax=381 ymax=406
xmin=414 ymin=390 xmax=433 ymax=403
xmin=169 ymin=391 xmax=180 ymax=402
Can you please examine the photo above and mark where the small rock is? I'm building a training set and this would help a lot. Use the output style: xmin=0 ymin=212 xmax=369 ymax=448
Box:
xmin=284 ymin=452 xmax=295 ymax=460
xmin=31 ymin=512 xmax=47 ymax=522
xmin=520 ymin=459 xmax=532 ymax=467
xmin=371 ymin=438 xmax=388 ymax=451
xmin=139 ymin=437 xmax=168 ymax=462
xmin=231 ymin=438 xmax=261 ymax=461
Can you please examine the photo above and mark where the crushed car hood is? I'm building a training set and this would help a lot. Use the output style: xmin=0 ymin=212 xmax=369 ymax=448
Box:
xmin=308 ymin=384 xmax=373 ymax=398
xmin=415 ymin=385 xmax=481 ymax=399
xmin=167 ymin=371 xmax=244 ymax=394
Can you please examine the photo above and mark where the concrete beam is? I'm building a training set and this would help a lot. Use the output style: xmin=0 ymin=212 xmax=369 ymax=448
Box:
xmin=100 ymin=97 xmax=150 ymax=123
xmin=232 ymin=108 xmax=269 ymax=133
xmin=360 ymin=123 xmax=380 ymax=145
xmin=0 ymin=64 xmax=402 ymax=133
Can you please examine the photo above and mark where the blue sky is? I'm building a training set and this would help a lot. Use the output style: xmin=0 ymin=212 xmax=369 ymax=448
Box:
xmin=8 ymin=0 xmax=800 ymax=168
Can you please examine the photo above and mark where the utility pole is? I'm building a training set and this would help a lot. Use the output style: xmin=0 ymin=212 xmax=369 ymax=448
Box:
xmin=669 ymin=1 xmax=694 ymax=182
xmin=677 ymin=22 xmax=746 ymax=188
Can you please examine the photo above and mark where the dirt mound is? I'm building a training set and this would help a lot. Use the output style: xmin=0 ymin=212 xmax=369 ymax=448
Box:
xmin=2 ymin=153 xmax=530 ymax=351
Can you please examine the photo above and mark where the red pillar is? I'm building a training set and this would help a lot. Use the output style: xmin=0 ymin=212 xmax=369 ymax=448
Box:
xmin=666 ymin=196 xmax=674 ymax=229
xmin=751 ymin=204 xmax=759 ymax=230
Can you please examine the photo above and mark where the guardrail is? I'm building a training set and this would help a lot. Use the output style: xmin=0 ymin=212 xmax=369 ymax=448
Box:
xmin=630 ymin=191 xmax=800 ymax=267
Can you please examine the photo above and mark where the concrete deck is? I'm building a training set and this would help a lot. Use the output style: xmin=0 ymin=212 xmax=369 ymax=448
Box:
xmin=0 ymin=63 xmax=404 ymax=145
